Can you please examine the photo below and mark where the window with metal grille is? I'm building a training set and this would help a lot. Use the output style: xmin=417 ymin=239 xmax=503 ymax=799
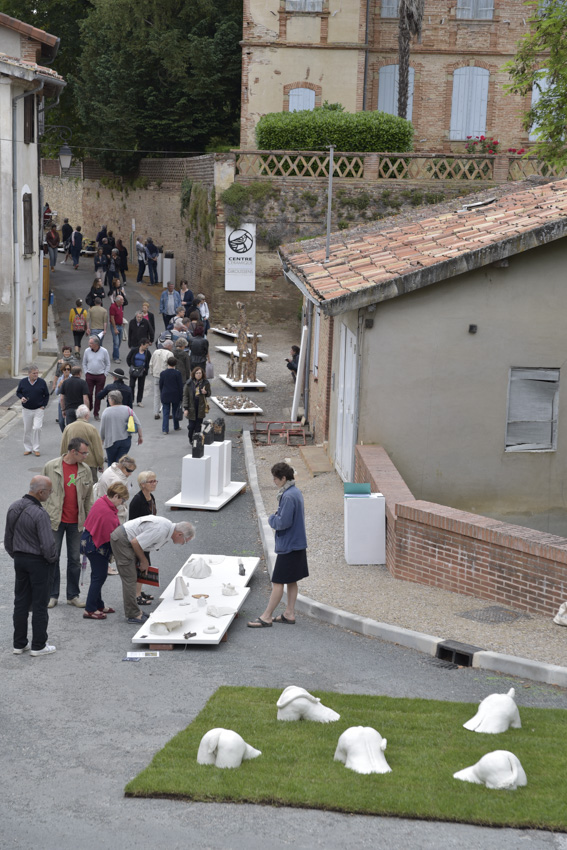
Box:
xmin=505 ymin=368 xmax=560 ymax=452
xmin=456 ymin=0 xmax=494 ymax=19
xmin=23 ymin=95 xmax=35 ymax=144
xmin=378 ymin=65 xmax=415 ymax=120
xmin=289 ymin=87 xmax=316 ymax=112
xmin=22 ymin=193 xmax=33 ymax=255
xmin=449 ymin=66 xmax=489 ymax=140
xmin=381 ymin=0 xmax=399 ymax=16
xmin=285 ymin=0 xmax=323 ymax=11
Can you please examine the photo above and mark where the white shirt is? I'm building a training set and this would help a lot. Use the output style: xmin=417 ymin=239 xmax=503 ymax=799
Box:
xmin=149 ymin=347 xmax=172 ymax=378
xmin=123 ymin=515 xmax=175 ymax=551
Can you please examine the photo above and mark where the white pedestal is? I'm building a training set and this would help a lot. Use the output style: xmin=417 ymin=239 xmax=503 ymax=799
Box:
xmin=220 ymin=374 xmax=266 ymax=391
xmin=204 ymin=441 xmax=225 ymax=497
xmin=162 ymin=257 xmax=176 ymax=286
xmin=344 ymin=493 xmax=386 ymax=565
xmin=223 ymin=439 xmax=232 ymax=487
xmin=180 ymin=455 xmax=211 ymax=505
xmin=215 ymin=345 xmax=268 ymax=360
xmin=211 ymin=396 xmax=263 ymax=415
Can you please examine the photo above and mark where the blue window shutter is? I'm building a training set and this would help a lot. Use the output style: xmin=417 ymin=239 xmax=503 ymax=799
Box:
xmin=378 ymin=65 xmax=414 ymax=120
xmin=450 ymin=66 xmax=489 ymax=140
xmin=529 ymin=69 xmax=550 ymax=141
xmin=289 ymin=87 xmax=316 ymax=112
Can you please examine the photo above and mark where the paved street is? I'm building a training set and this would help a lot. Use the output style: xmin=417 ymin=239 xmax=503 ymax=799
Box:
xmin=0 ymin=262 xmax=565 ymax=850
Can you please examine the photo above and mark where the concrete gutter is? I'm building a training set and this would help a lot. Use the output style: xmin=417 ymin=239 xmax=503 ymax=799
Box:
xmin=243 ymin=430 xmax=567 ymax=689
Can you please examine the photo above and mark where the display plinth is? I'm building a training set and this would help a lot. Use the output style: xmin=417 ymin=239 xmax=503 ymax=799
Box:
xmin=132 ymin=555 xmax=260 ymax=646
xmin=219 ymin=374 xmax=266 ymax=392
xmin=165 ymin=440 xmax=245 ymax=511
xmin=211 ymin=396 xmax=263 ymax=415
xmin=211 ymin=328 xmax=261 ymax=341
xmin=215 ymin=345 xmax=268 ymax=360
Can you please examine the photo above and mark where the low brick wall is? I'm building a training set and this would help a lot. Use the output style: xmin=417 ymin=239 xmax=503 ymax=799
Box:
xmin=354 ymin=445 xmax=567 ymax=617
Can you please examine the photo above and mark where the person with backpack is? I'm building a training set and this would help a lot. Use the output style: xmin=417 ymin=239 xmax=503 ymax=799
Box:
xmin=69 ymin=299 xmax=90 ymax=357
xmin=71 ymin=226 xmax=83 ymax=269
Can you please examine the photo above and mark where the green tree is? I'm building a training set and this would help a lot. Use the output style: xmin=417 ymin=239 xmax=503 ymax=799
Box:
xmin=505 ymin=0 xmax=567 ymax=164
xmin=73 ymin=0 xmax=242 ymax=173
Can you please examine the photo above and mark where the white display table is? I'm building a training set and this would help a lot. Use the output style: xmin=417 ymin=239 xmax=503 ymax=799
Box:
xmin=219 ymin=374 xmax=266 ymax=392
xmin=131 ymin=555 xmax=260 ymax=646
xmin=211 ymin=396 xmax=263 ymax=415
xmin=211 ymin=327 xmax=261 ymax=341
xmin=165 ymin=440 xmax=245 ymax=511
xmin=215 ymin=345 xmax=268 ymax=360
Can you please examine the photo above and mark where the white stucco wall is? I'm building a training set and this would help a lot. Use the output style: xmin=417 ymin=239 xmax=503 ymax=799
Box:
xmin=329 ymin=238 xmax=567 ymax=515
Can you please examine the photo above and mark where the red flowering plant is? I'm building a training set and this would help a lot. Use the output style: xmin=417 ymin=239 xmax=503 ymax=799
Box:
xmin=507 ymin=147 xmax=526 ymax=155
xmin=464 ymin=136 xmax=500 ymax=155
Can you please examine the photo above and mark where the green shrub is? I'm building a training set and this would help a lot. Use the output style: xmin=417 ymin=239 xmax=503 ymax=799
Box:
xmin=220 ymin=181 xmax=279 ymax=228
xmin=301 ymin=190 xmax=319 ymax=208
xmin=425 ymin=191 xmax=445 ymax=204
xmin=338 ymin=220 xmax=349 ymax=230
xmin=255 ymin=108 xmax=413 ymax=153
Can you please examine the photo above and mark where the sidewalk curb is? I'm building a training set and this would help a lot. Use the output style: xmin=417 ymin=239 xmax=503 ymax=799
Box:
xmin=242 ymin=430 xmax=567 ymax=689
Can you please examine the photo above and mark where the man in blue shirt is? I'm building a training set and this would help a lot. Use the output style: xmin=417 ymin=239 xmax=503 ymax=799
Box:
xmin=17 ymin=364 xmax=49 ymax=457
xmin=159 ymin=281 xmax=182 ymax=330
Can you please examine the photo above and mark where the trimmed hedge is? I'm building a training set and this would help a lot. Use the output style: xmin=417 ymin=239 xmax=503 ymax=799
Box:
xmin=255 ymin=108 xmax=414 ymax=152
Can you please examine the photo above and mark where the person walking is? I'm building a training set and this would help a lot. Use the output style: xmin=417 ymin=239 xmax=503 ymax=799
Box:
xmin=173 ymin=338 xmax=191 ymax=385
xmin=60 ymin=218 xmax=72 ymax=264
xmin=141 ymin=301 xmax=155 ymax=343
xmin=179 ymin=280 xmax=194 ymax=317
xmin=109 ymin=294 xmax=125 ymax=364
xmin=127 ymin=311 xmax=152 ymax=349
xmin=81 ymin=482 xmax=129 ymax=620
xmin=69 ymin=299 xmax=90 ymax=357
xmin=247 ymin=461 xmax=308 ymax=628
xmin=100 ymin=390 xmax=143 ymax=465
xmin=55 ymin=363 xmax=72 ymax=432
xmin=148 ymin=340 xmax=172 ymax=420
xmin=126 ymin=339 xmax=151 ymax=407
xmin=71 ymin=225 xmax=83 ymax=269
xmin=110 ymin=516 xmax=194 ymax=623
xmin=60 ymin=404 xmax=105 ymax=484
xmin=159 ymin=281 xmax=181 ymax=329
xmin=109 ymin=278 xmax=128 ymax=305
xmin=43 ymin=437 xmax=95 ymax=609
xmin=51 ymin=345 xmax=78 ymax=393
xmin=88 ymin=297 xmax=108 ymax=340
xmin=159 ymin=358 xmax=183 ymax=434
xmin=83 ymin=336 xmax=111 ymax=420
xmin=196 ymin=293 xmax=210 ymax=336
xmin=135 ymin=235 xmax=146 ymax=283
xmin=17 ymin=364 xmax=49 ymax=457
xmin=116 ymin=239 xmax=128 ymax=283
xmin=59 ymin=365 xmax=90 ymax=426
xmin=96 ymin=367 xmax=134 ymax=409
xmin=86 ymin=277 xmax=106 ymax=308
xmin=5 ymin=475 xmax=58 ymax=656
xmin=94 ymin=247 xmax=108 ymax=282
xmin=128 ymin=470 xmax=158 ymax=607
xmin=145 ymin=237 xmax=159 ymax=285
xmin=106 ymin=249 xmax=121 ymax=293
xmin=182 ymin=365 xmax=211 ymax=443
xmin=95 ymin=224 xmax=107 ymax=247
xmin=46 ymin=223 xmax=60 ymax=272
xmin=188 ymin=324 xmax=209 ymax=373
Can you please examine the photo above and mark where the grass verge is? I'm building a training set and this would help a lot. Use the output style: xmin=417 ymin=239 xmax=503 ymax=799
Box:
xmin=125 ymin=686 xmax=566 ymax=829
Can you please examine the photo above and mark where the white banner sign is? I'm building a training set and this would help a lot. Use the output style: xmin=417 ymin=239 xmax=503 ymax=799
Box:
xmin=225 ymin=224 xmax=256 ymax=291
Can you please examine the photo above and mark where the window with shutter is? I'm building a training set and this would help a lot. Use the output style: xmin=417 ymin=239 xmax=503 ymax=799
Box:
xmin=506 ymin=368 xmax=560 ymax=452
xmin=529 ymin=69 xmax=550 ymax=141
xmin=22 ymin=193 xmax=33 ymax=255
xmin=23 ymin=95 xmax=35 ymax=145
xmin=449 ymin=66 xmax=489 ymax=140
xmin=456 ymin=0 xmax=494 ymax=19
xmin=381 ymin=0 xmax=399 ymax=16
xmin=289 ymin=87 xmax=316 ymax=112
xmin=285 ymin=0 xmax=323 ymax=11
xmin=378 ymin=65 xmax=415 ymax=120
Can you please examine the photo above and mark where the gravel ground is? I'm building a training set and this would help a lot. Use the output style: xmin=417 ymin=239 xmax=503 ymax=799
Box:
xmin=253 ymin=445 xmax=567 ymax=669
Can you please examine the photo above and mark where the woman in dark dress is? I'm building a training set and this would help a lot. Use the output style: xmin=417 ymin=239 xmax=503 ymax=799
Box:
xmin=128 ymin=470 xmax=158 ymax=605
xmin=188 ymin=325 xmax=209 ymax=372
xmin=182 ymin=366 xmax=211 ymax=442
xmin=126 ymin=339 xmax=151 ymax=406
xmin=248 ymin=462 xmax=308 ymax=628
xmin=116 ymin=239 xmax=128 ymax=283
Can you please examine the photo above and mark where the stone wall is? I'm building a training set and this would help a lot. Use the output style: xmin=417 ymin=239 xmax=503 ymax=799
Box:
xmin=354 ymin=445 xmax=567 ymax=618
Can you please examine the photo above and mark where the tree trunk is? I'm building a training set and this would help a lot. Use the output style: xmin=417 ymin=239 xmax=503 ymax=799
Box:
xmin=397 ymin=0 xmax=424 ymax=120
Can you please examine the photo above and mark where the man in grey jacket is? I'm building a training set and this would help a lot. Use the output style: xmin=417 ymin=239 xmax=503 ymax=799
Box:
xmin=5 ymin=476 xmax=58 ymax=656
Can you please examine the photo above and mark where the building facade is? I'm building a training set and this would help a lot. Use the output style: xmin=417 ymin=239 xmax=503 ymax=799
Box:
xmin=0 ymin=13 xmax=64 ymax=376
xmin=240 ymin=0 xmax=541 ymax=153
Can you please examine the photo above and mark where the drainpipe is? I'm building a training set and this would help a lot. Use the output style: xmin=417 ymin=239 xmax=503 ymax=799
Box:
xmin=12 ymin=79 xmax=44 ymax=376
xmin=362 ymin=0 xmax=371 ymax=111
xmin=303 ymin=300 xmax=313 ymax=424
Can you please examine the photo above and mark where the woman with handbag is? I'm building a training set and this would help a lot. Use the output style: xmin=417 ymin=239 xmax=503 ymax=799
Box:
xmin=126 ymin=339 xmax=151 ymax=407
xmin=86 ymin=277 xmax=106 ymax=308
xmin=128 ymin=470 xmax=159 ymax=607
xmin=109 ymin=278 xmax=128 ymax=306
xmin=81 ymin=482 xmax=130 ymax=620
xmin=183 ymin=365 xmax=211 ymax=443
xmin=100 ymin=390 xmax=143 ymax=465
xmin=68 ymin=299 xmax=90 ymax=356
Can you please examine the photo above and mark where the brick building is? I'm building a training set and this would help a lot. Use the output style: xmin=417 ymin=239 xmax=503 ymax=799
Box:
xmin=240 ymin=0 xmax=542 ymax=152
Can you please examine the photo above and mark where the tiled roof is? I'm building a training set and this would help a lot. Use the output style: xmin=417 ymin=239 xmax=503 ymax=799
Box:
xmin=280 ymin=178 xmax=567 ymax=315
xmin=0 ymin=52 xmax=64 ymax=83
xmin=0 ymin=13 xmax=58 ymax=49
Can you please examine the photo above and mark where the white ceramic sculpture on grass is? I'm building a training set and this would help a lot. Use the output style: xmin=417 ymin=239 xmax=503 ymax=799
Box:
xmin=463 ymin=688 xmax=521 ymax=734
xmin=334 ymin=727 xmax=392 ymax=775
xmin=174 ymin=576 xmax=190 ymax=600
xmin=182 ymin=557 xmax=212 ymax=579
xmin=276 ymin=686 xmax=340 ymax=722
xmin=197 ymin=728 xmax=262 ymax=769
xmin=453 ymin=750 xmax=527 ymax=790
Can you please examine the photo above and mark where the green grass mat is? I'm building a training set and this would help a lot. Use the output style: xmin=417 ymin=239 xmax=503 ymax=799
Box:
xmin=125 ymin=686 xmax=567 ymax=829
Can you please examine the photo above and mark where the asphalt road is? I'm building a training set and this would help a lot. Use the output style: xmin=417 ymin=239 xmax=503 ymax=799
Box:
xmin=0 ymin=262 xmax=565 ymax=850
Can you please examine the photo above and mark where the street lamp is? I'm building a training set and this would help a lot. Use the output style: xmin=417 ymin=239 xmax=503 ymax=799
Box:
xmin=58 ymin=142 xmax=72 ymax=171
xmin=40 ymin=124 xmax=73 ymax=171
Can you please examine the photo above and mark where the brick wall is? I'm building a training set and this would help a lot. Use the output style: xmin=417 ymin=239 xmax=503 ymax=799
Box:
xmin=354 ymin=445 xmax=567 ymax=617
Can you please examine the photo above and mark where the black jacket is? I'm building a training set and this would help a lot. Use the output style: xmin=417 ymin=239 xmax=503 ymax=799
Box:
xmin=126 ymin=347 xmax=151 ymax=376
xmin=127 ymin=317 xmax=152 ymax=349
